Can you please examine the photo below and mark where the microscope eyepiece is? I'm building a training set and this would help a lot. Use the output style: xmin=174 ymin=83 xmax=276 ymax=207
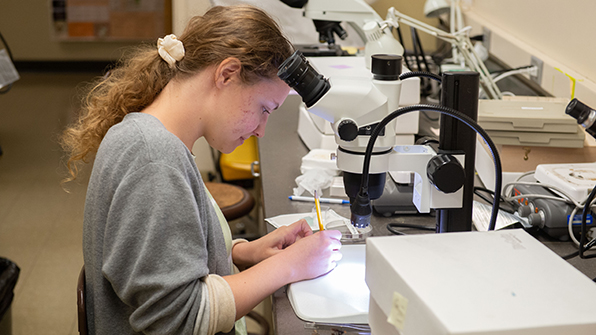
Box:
xmin=566 ymin=98 xmax=596 ymax=138
xmin=371 ymin=54 xmax=402 ymax=81
xmin=277 ymin=50 xmax=331 ymax=108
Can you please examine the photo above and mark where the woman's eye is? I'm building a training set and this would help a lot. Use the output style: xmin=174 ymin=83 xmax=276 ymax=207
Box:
xmin=262 ymin=107 xmax=271 ymax=115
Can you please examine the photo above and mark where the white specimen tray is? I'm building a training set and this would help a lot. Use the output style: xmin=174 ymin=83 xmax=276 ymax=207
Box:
xmin=287 ymin=244 xmax=369 ymax=324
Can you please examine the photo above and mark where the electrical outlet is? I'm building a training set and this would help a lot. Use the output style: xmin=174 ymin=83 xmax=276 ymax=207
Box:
xmin=482 ymin=27 xmax=491 ymax=52
xmin=530 ymin=56 xmax=543 ymax=85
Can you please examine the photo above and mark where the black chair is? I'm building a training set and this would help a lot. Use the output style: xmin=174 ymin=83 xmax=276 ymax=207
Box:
xmin=77 ymin=266 xmax=87 ymax=335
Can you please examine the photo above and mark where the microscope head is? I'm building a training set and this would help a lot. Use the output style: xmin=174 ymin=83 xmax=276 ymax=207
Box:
xmin=278 ymin=51 xmax=403 ymax=228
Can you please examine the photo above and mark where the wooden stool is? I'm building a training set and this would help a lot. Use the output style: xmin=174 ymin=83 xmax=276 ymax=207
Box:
xmin=204 ymin=182 xmax=255 ymax=221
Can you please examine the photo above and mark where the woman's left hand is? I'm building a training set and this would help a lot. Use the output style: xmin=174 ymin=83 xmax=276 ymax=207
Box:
xmin=232 ymin=219 xmax=313 ymax=268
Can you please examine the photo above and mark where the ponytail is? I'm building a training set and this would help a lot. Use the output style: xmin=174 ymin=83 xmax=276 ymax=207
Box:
xmin=60 ymin=5 xmax=293 ymax=183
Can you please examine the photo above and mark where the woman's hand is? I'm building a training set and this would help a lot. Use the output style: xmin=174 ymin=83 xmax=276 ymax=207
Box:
xmin=232 ymin=219 xmax=315 ymax=268
xmin=279 ymin=229 xmax=343 ymax=282
xmin=224 ymin=222 xmax=342 ymax=319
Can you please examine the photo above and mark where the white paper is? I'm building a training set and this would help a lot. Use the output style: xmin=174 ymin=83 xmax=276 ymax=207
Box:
xmin=265 ymin=209 xmax=358 ymax=235
xmin=472 ymin=200 xmax=530 ymax=231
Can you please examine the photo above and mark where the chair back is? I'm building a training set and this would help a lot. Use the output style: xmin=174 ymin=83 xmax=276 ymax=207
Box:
xmin=76 ymin=265 xmax=269 ymax=334
xmin=77 ymin=266 xmax=88 ymax=335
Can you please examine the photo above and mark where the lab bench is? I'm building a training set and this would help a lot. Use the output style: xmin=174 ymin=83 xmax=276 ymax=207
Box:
xmin=257 ymin=94 xmax=596 ymax=335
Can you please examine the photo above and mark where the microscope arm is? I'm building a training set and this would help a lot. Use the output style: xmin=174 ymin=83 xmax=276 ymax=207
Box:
xmin=385 ymin=7 xmax=502 ymax=100
xmin=388 ymin=146 xmax=465 ymax=213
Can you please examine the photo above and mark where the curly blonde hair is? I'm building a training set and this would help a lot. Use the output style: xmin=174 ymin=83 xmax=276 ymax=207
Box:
xmin=61 ymin=5 xmax=293 ymax=183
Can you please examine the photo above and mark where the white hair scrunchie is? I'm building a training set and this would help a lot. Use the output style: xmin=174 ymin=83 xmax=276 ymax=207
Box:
xmin=157 ymin=34 xmax=185 ymax=68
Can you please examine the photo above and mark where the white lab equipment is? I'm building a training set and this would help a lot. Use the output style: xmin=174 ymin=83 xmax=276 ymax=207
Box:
xmin=534 ymin=162 xmax=596 ymax=205
xmin=423 ymin=0 xmax=450 ymax=18
xmin=423 ymin=0 xmax=465 ymax=65
xmin=363 ymin=21 xmax=404 ymax=69
xmin=366 ymin=229 xmax=596 ymax=334
xmin=278 ymin=51 xmax=501 ymax=230
xmin=280 ymin=0 xmax=404 ymax=67
xmin=295 ymin=56 xmax=420 ymax=152
xmin=284 ymin=0 xmax=383 ymax=45
xmin=477 ymin=97 xmax=584 ymax=148
xmin=212 ymin=0 xmax=363 ymax=47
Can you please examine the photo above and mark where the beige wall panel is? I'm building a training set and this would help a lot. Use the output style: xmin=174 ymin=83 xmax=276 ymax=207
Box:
xmin=471 ymin=0 xmax=596 ymax=84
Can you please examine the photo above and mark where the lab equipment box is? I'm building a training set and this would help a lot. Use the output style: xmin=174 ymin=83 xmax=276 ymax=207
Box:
xmin=365 ymin=229 xmax=596 ymax=335
xmin=486 ymin=125 xmax=585 ymax=148
xmin=478 ymin=97 xmax=585 ymax=148
xmin=478 ymin=97 xmax=576 ymax=133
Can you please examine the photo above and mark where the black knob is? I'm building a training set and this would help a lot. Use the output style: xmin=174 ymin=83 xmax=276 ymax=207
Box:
xmin=528 ymin=212 xmax=544 ymax=228
xmin=426 ymin=154 xmax=465 ymax=193
xmin=338 ymin=119 xmax=358 ymax=142
xmin=517 ymin=205 xmax=532 ymax=217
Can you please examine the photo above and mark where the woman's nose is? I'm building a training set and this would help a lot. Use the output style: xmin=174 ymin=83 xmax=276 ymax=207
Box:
xmin=254 ymin=116 xmax=268 ymax=138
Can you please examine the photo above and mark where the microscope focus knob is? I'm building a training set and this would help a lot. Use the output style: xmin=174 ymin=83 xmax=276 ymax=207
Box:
xmin=517 ymin=205 xmax=532 ymax=217
xmin=337 ymin=119 xmax=359 ymax=142
xmin=528 ymin=212 xmax=545 ymax=228
xmin=426 ymin=154 xmax=465 ymax=194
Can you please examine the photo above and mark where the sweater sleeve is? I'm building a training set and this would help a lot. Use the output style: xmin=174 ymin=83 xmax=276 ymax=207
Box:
xmin=101 ymin=162 xmax=214 ymax=334
xmin=203 ymin=275 xmax=236 ymax=335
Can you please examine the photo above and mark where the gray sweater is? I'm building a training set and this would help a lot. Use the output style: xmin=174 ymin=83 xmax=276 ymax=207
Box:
xmin=83 ymin=113 xmax=232 ymax=334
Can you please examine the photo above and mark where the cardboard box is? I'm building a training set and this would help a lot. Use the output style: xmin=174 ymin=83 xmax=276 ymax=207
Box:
xmin=499 ymin=143 xmax=596 ymax=172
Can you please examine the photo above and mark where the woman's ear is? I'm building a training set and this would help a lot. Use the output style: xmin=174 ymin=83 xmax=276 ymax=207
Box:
xmin=214 ymin=57 xmax=242 ymax=88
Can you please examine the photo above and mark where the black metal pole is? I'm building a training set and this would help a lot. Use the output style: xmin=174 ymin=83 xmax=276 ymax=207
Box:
xmin=437 ymin=71 xmax=479 ymax=232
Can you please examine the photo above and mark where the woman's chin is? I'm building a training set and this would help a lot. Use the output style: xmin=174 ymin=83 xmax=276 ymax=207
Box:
xmin=221 ymin=143 xmax=240 ymax=154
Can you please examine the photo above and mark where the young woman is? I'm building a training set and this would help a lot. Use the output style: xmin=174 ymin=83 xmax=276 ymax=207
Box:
xmin=61 ymin=5 xmax=342 ymax=335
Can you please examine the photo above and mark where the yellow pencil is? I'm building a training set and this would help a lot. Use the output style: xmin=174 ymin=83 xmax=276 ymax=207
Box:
xmin=314 ymin=190 xmax=324 ymax=231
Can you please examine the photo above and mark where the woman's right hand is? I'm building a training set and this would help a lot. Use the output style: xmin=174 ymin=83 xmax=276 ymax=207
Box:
xmin=223 ymin=228 xmax=342 ymax=319
xmin=280 ymin=229 xmax=343 ymax=282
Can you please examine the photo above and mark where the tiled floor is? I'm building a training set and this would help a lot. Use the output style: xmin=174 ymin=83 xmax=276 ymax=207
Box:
xmin=0 ymin=71 xmax=96 ymax=335
xmin=0 ymin=72 xmax=269 ymax=334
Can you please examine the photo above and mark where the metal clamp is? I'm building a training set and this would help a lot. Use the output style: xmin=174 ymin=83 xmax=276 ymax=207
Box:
xmin=250 ymin=161 xmax=260 ymax=178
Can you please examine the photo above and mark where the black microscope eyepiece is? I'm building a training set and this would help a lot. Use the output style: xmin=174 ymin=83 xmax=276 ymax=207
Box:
xmin=566 ymin=98 xmax=596 ymax=138
xmin=277 ymin=50 xmax=331 ymax=108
